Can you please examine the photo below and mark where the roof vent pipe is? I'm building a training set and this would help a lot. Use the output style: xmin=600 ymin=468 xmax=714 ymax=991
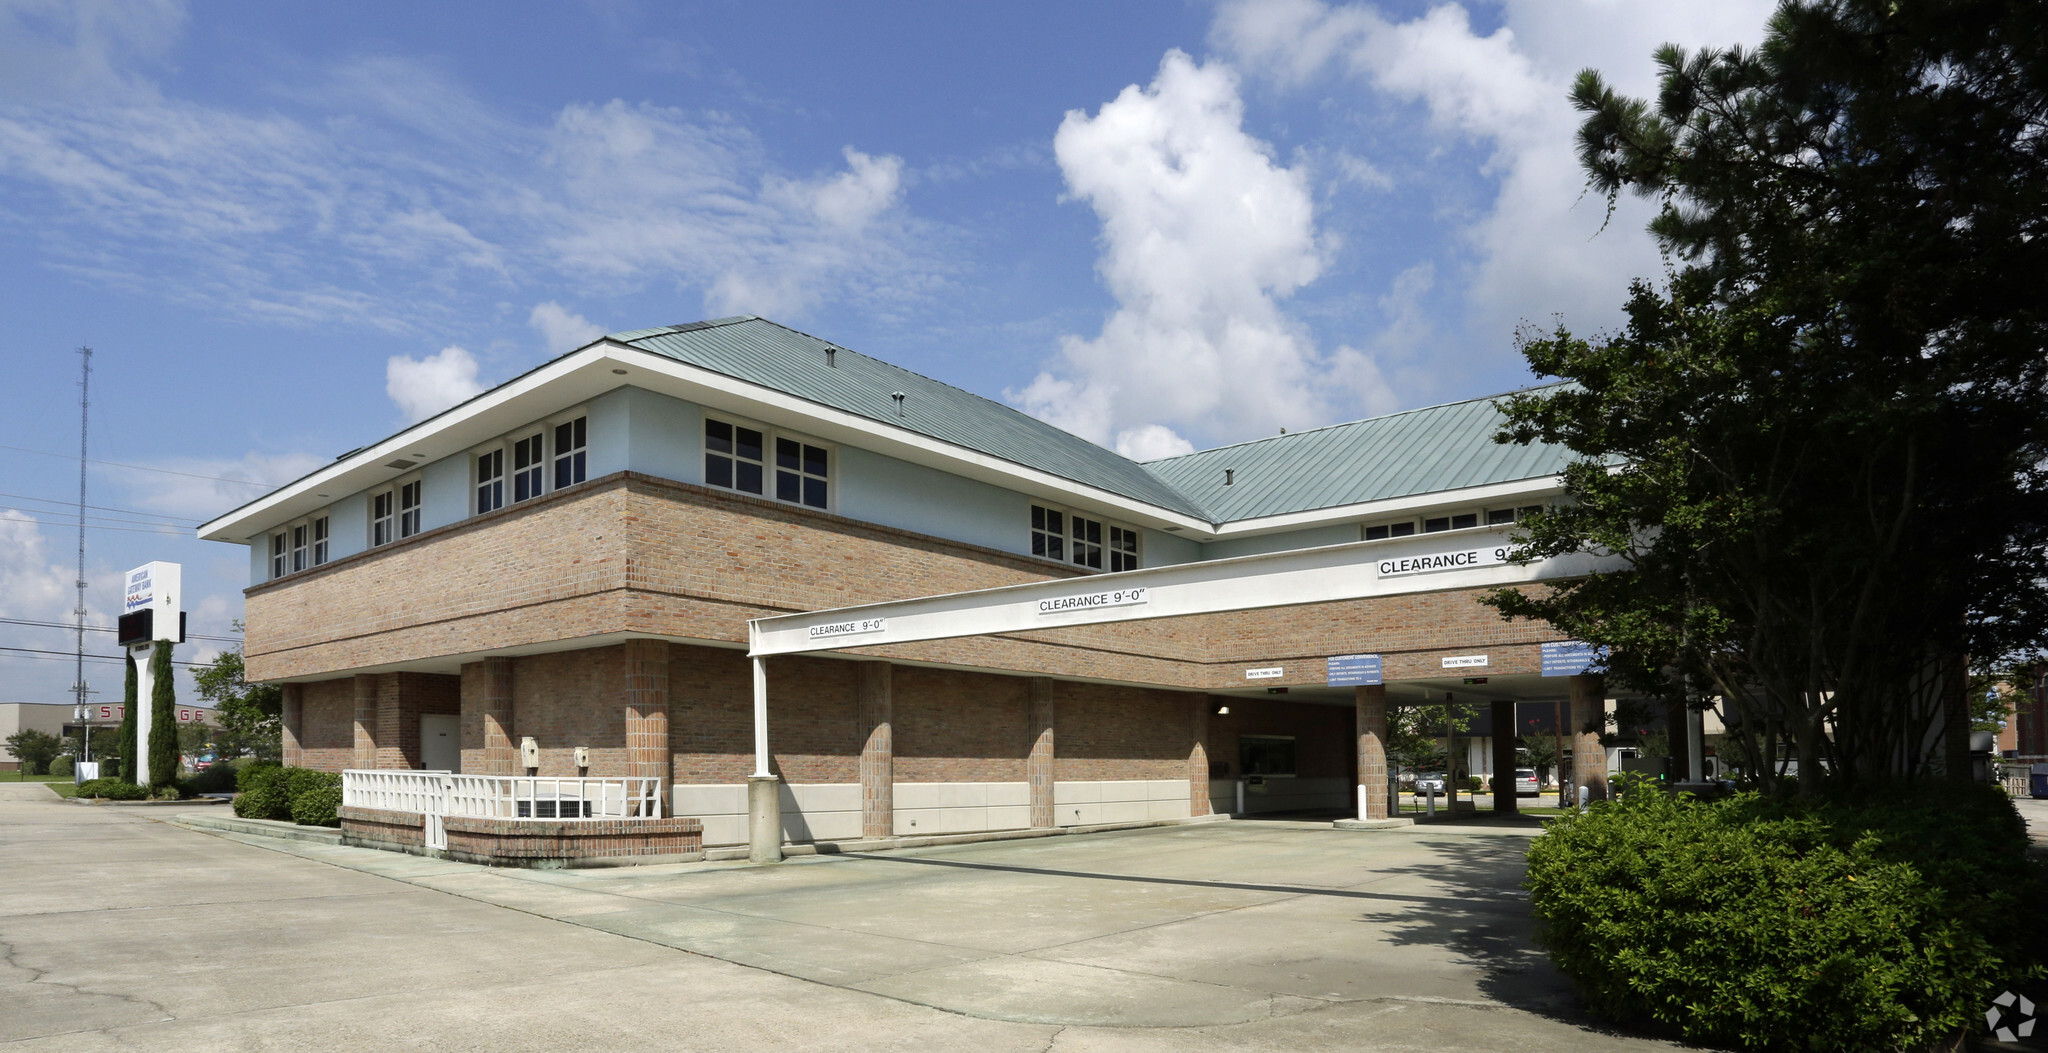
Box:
xmin=891 ymin=391 xmax=906 ymax=417
xmin=826 ymin=347 xmax=837 ymax=367
xmin=1224 ymin=469 xmax=1235 ymax=486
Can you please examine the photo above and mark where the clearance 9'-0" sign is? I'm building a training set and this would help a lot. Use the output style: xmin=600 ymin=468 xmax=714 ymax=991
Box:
xmin=1375 ymin=545 xmax=1511 ymax=578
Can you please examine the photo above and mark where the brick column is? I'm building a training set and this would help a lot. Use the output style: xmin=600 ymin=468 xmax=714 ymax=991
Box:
xmin=280 ymin=683 xmax=304 ymax=769
xmin=859 ymin=663 xmax=893 ymax=839
xmin=1028 ymin=678 xmax=1055 ymax=828
xmin=1570 ymin=674 xmax=1608 ymax=801
xmin=1356 ymin=685 xmax=1389 ymax=820
xmin=374 ymin=674 xmax=406 ymax=769
xmin=1491 ymin=699 xmax=1517 ymax=815
xmin=479 ymin=657 xmax=516 ymax=774
xmin=623 ymin=641 xmax=669 ymax=813
xmin=1188 ymin=695 xmax=1210 ymax=817
xmin=351 ymin=674 xmax=379 ymax=770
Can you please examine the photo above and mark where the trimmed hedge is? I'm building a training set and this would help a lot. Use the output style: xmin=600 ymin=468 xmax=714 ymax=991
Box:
xmin=286 ymin=769 xmax=342 ymax=827
xmin=1526 ymin=781 xmax=2043 ymax=1052
xmin=76 ymin=778 xmax=146 ymax=800
xmin=48 ymin=755 xmax=73 ymax=777
xmin=232 ymin=765 xmax=341 ymax=827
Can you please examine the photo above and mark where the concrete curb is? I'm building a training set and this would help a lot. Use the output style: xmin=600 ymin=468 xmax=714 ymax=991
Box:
xmin=702 ymin=811 xmax=1232 ymax=861
xmin=171 ymin=812 xmax=343 ymax=844
xmin=73 ymin=796 xmax=229 ymax=807
xmin=1332 ymin=817 xmax=1415 ymax=830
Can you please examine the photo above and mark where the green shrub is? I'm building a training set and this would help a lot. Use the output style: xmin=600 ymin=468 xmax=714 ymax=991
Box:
xmin=178 ymin=763 xmax=238 ymax=796
xmin=234 ymin=759 xmax=279 ymax=791
xmin=232 ymin=764 xmax=293 ymax=820
xmin=286 ymin=769 xmax=342 ymax=827
xmin=1467 ymin=775 xmax=1483 ymax=793
xmin=1526 ymin=781 xmax=2042 ymax=1052
xmin=76 ymin=778 xmax=146 ymax=800
xmin=48 ymin=755 xmax=73 ymax=777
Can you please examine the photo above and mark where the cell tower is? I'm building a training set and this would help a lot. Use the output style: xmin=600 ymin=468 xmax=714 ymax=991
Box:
xmin=73 ymin=347 xmax=92 ymax=751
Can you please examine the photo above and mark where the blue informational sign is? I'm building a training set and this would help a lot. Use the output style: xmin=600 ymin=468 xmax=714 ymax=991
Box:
xmin=1541 ymin=641 xmax=1606 ymax=677
xmin=1327 ymin=653 xmax=1383 ymax=686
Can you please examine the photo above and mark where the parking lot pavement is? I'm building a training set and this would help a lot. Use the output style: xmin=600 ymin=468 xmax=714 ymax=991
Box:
xmin=1 ymin=783 xmax=1684 ymax=1052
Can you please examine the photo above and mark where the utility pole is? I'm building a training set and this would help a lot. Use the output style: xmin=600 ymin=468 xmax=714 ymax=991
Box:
xmin=72 ymin=347 xmax=92 ymax=768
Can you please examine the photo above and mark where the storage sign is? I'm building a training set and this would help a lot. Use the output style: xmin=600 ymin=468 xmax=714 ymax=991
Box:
xmin=1326 ymin=653 xmax=1382 ymax=686
xmin=1376 ymin=545 xmax=1511 ymax=578
xmin=808 ymin=617 xmax=888 ymax=640
xmin=123 ymin=566 xmax=153 ymax=613
xmin=1038 ymin=586 xmax=1149 ymax=615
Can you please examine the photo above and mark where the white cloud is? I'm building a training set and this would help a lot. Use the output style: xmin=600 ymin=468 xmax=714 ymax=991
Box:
xmin=529 ymin=301 xmax=605 ymax=355
xmin=113 ymin=451 xmax=329 ymax=521
xmin=1212 ymin=0 xmax=1775 ymax=357
xmin=0 ymin=0 xmax=185 ymax=104
xmin=386 ymin=345 xmax=483 ymax=423
xmin=796 ymin=147 xmax=903 ymax=231
xmin=1014 ymin=51 xmax=1397 ymax=453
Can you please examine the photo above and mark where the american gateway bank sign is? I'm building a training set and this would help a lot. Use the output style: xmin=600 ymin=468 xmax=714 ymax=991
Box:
xmin=1376 ymin=543 xmax=1513 ymax=578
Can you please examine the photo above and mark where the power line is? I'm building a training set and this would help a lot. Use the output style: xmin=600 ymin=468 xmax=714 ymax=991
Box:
xmin=0 ymin=617 xmax=240 ymax=644
xmin=0 ymin=514 xmax=190 ymax=537
xmin=0 ymin=645 xmax=216 ymax=668
xmin=0 ymin=489 xmax=203 ymax=523
xmin=0 ymin=442 xmax=285 ymax=487
xmin=0 ymin=504 xmax=196 ymax=529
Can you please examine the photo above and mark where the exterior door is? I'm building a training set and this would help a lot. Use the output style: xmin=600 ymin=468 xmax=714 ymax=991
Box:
xmin=420 ymin=713 xmax=460 ymax=772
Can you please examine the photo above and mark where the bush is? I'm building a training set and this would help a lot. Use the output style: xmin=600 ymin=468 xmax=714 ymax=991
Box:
xmin=1467 ymin=775 xmax=1483 ymax=793
xmin=232 ymin=764 xmax=293 ymax=820
xmin=234 ymin=759 xmax=279 ymax=791
xmin=76 ymin=778 xmax=146 ymax=800
xmin=48 ymin=755 xmax=73 ymax=778
xmin=1526 ymin=781 xmax=2042 ymax=1052
xmin=178 ymin=763 xmax=238 ymax=796
xmin=286 ymin=769 xmax=342 ymax=827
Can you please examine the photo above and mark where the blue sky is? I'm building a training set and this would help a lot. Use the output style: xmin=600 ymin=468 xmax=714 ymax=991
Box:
xmin=0 ymin=0 xmax=1774 ymax=706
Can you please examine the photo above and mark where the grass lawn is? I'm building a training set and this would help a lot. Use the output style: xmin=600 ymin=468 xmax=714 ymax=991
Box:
xmin=8 ymin=772 xmax=82 ymax=797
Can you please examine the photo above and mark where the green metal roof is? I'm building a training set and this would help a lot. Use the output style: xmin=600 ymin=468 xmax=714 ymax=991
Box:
xmin=611 ymin=317 xmax=1213 ymax=518
xmin=1139 ymin=388 xmax=1577 ymax=523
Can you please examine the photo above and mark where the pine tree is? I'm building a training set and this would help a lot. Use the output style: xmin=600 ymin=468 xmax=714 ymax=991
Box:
xmin=118 ymin=651 xmax=138 ymax=784
xmin=148 ymin=641 xmax=178 ymax=788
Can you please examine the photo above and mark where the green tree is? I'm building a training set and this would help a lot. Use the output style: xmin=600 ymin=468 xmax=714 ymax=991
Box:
xmin=5 ymin=729 xmax=63 ymax=776
xmin=117 ymin=651 xmax=137 ymax=784
xmin=1486 ymin=0 xmax=2048 ymax=794
xmin=147 ymin=641 xmax=178 ymax=787
xmin=193 ymin=631 xmax=281 ymax=763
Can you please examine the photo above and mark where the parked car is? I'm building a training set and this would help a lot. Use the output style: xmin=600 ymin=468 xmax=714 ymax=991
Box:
xmin=1413 ymin=772 xmax=1449 ymax=794
xmin=1513 ymin=768 xmax=1540 ymax=797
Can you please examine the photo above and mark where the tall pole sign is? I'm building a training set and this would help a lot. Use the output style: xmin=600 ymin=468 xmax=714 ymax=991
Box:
xmin=118 ymin=562 xmax=182 ymax=787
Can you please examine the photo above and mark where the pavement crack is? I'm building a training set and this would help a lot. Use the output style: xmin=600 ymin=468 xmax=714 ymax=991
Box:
xmin=1 ymin=933 xmax=177 ymax=1025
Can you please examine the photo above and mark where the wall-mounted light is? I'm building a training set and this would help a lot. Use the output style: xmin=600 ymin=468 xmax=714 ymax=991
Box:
xmin=1215 ymin=704 xmax=1231 ymax=716
xmin=612 ymin=368 xmax=628 ymax=375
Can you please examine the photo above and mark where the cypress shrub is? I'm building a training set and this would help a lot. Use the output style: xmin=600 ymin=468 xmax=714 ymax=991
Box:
xmin=117 ymin=651 xmax=137 ymax=784
xmin=147 ymin=640 xmax=177 ymax=788
xmin=1526 ymin=781 xmax=2042 ymax=1051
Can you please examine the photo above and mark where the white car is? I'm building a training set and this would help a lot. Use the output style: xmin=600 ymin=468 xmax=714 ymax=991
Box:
xmin=1413 ymin=772 xmax=1449 ymax=794
xmin=1513 ymin=768 xmax=1540 ymax=797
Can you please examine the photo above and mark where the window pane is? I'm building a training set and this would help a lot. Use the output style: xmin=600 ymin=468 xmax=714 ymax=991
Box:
xmin=803 ymin=444 xmax=827 ymax=476
xmin=1424 ymin=517 xmax=1450 ymax=533
xmin=1451 ymin=513 xmax=1478 ymax=530
xmin=1364 ymin=524 xmax=1389 ymax=540
xmin=1519 ymin=505 xmax=1543 ymax=519
xmin=1487 ymin=508 xmax=1515 ymax=525
xmin=706 ymin=455 xmax=732 ymax=489
xmin=736 ymin=461 xmax=763 ymax=494
xmin=1390 ymin=522 xmax=1416 ymax=537
xmin=736 ymin=427 xmax=763 ymax=462
xmin=1046 ymin=536 xmax=1063 ymax=561
xmin=705 ymin=419 xmax=732 ymax=453
xmin=776 ymin=437 xmax=800 ymax=470
xmin=803 ymin=477 xmax=826 ymax=508
xmin=1032 ymin=533 xmax=1047 ymax=557
xmin=553 ymin=451 xmax=584 ymax=490
xmin=776 ymin=470 xmax=800 ymax=502
xmin=1046 ymin=510 xmax=1062 ymax=534
xmin=1032 ymin=505 xmax=1045 ymax=531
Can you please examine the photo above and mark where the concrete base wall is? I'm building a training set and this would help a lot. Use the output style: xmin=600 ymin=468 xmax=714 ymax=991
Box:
xmin=1053 ymin=780 xmax=1191 ymax=827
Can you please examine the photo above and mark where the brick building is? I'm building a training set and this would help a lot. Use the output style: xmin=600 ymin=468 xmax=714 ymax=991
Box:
xmin=201 ymin=317 xmax=1613 ymax=858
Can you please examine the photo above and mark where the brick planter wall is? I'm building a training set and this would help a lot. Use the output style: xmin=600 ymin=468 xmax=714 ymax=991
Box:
xmin=441 ymin=815 xmax=703 ymax=868
xmin=339 ymin=806 xmax=427 ymax=853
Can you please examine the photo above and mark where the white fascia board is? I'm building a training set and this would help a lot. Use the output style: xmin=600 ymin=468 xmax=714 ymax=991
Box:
xmin=750 ymin=525 xmax=1622 ymax=657
xmin=198 ymin=347 xmax=627 ymax=543
xmin=610 ymin=345 xmax=1215 ymax=534
xmin=1204 ymin=476 xmax=1567 ymax=540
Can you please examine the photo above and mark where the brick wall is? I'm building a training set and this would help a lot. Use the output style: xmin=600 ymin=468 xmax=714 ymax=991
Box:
xmin=1052 ymin=681 xmax=1200 ymax=782
xmin=892 ymin=666 xmax=1030 ymax=783
xmin=298 ymin=678 xmax=355 ymax=771
xmin=441 ymin=815 xmax=702 ymax=866
xmin=338 ymin=806 xmax=425 ymax=852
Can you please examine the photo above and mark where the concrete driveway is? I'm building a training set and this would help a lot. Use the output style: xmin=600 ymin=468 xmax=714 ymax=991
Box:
xmin=0 ymin=782 xmax=1681 ymax=1051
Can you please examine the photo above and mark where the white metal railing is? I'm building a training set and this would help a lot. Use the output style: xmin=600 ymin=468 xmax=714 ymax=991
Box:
xmin=343 ymin=770 xmax=663 ymax=851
